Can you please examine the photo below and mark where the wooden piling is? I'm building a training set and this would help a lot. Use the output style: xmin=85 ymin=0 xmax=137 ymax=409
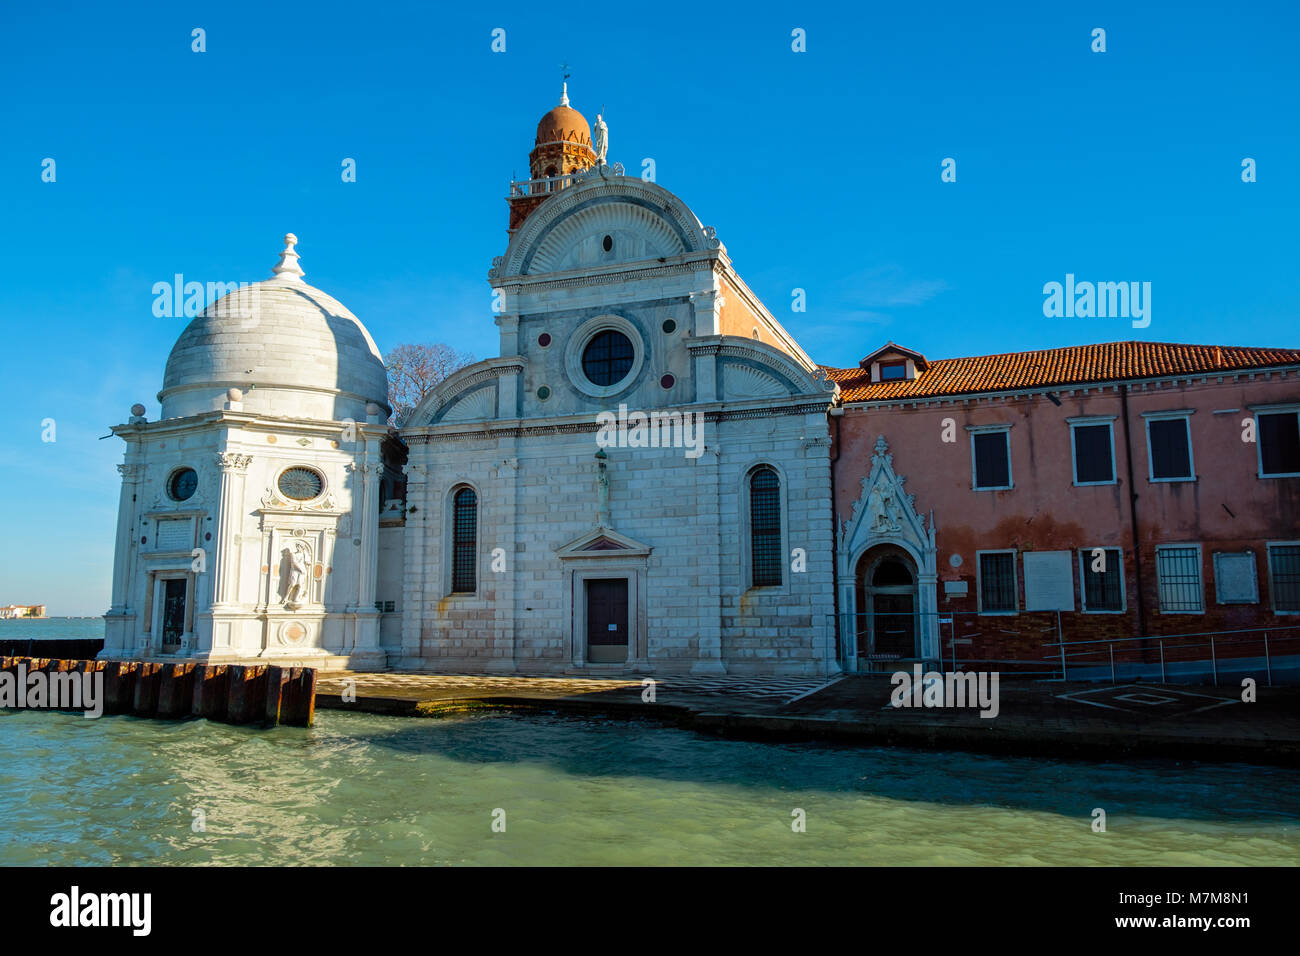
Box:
xmin=3 ymin=656 xmax=315 ymax=728
xmin=226 ymin=664 xmax=268 ymax=725
xmin=281 ymin=667 xmax=317 ymax=727
xmin=103 ymin=660 xmax=139 ymax=714
xmin=157 ymin=663 xmax=197 ymax=718
xmin=192 ymin=664 xmax=230 ymax=721
xmin=133 ymin=662 xmax=164 ymax=716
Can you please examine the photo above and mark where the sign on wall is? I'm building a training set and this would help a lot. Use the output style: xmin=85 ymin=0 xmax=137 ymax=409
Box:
xmin=1213 ymin=551 xmax=1259 ymax=604
xmin=1023 ymin=550 xmax=1075 ymax=611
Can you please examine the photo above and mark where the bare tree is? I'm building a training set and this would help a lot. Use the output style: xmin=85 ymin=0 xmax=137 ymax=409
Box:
xmin=385 ymin=343 xmax=476 ymax=426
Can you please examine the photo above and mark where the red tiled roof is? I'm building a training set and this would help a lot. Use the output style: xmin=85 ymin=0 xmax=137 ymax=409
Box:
xmin=826 ymin=341 xmax=1300 ymax=403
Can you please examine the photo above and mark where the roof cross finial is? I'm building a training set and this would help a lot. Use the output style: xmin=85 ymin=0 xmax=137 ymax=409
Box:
xmin=559 ymin=61 xmax=571 ymax=106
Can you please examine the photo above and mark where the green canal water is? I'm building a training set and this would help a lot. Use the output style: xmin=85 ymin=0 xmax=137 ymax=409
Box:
xmin=1 ymin=708 xmax=1297 ymax=866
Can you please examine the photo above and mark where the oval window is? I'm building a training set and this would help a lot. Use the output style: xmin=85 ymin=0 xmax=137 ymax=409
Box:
xmin=581 ymin=330 xmax=635 ymax=387
xmin=168 ymin=468 xmax=198 ymax=502
xmin=278 ymin=467 xmax=323 ymax=501
xmin=602 ymin=234 xmax=613 ymax=252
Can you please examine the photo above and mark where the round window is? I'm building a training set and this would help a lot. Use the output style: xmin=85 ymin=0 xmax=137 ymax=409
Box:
xmin=167 ymin=468 xmax=198 ymax=502
xmin=662 ymin=318 xmax=677 ymax=334
xmin=581 ymin=330 xmax=635 ymax=387
xmin=536 ymin=385 xmax=552 ymax=401
xmin=278 ymin=467 xmax=323 ymax=501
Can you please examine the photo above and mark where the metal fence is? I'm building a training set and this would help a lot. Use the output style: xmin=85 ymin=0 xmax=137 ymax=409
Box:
xmin=1041 ymin=625 xmax=1300 ymax=686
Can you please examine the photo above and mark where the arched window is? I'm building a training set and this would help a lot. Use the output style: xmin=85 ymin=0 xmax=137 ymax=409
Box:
xmin=451 ymin=487 xmax=478 ymax=593
xmin=749 ymin=467 xmax=782 ymax=587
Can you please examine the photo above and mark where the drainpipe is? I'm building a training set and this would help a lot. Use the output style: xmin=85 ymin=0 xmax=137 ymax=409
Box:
xmin=829 ymin=405 xmax=844 ymax=670
xmin=1120 ymin=384 xmax=1148 ymax=639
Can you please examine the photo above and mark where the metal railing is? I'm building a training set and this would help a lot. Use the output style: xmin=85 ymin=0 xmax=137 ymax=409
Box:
xmin=837 ymin=609 xmax=1061 ymax=677
xmin=508 ymin=172 xmax=582 ymax=198
xmin=1041 ymin=625 xmax=1300 ymax=686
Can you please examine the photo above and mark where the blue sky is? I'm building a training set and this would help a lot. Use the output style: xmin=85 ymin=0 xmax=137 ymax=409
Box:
xmin=1 ymin=0 xmax=1296 ymax=614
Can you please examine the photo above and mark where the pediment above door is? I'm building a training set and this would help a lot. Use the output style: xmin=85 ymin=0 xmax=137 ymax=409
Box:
xmin=556 ymin=526 xmax=653 ymax=559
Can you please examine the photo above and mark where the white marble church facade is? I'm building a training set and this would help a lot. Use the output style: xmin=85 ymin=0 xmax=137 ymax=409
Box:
xmin=398 ymin=173 xmax=838 ymax=675
xmin=103 ymin=89 xmax=842 ymax=676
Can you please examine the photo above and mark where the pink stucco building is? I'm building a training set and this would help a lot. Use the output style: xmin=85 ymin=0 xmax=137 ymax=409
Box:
xmin=826 ymin=341 xmax=1300 ymax=673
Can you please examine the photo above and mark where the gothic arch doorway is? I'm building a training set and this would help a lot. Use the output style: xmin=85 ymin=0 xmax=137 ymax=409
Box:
xmin=855 ymin=546 xmax=919 ymax=661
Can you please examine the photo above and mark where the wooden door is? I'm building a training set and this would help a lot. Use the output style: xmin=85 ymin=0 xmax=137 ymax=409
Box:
xmin=586 ymin=578 xmax=629 ymax=663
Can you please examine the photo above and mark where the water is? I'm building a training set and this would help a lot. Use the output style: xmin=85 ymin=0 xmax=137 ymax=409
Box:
xmin=1 ymin=708 xmax=1297 ymax=866
xmin=0 ymin=617 xmax=104 ymax=642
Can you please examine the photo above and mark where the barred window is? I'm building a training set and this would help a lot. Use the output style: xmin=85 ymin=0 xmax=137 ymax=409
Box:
xmin=750 ymin=467 xmax=782 ymax=587
xmin=972 ymin=430 xmax=1011 ymax=489
xmin=451 ymin=487 xmax=478 ymax=593
xmin=1156 ymin=545 xmax=1203 ymax=612
xmin=1268 ymin=545 xmax=1300 ymax=612
xmin=978 ymin=551 xmax=1017 ymax=613
xmin=1080 ymin=548 xmax=1124 ymax=611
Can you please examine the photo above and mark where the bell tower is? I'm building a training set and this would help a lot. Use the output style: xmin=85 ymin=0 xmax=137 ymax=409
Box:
xmin=507 ymin=83 xmax=598 ymax=235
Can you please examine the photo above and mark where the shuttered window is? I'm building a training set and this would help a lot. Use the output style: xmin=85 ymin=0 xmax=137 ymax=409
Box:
xmin=1072 ymin=423 xmax=1115 ymax=484
xmin=1259 ymin=412 xmax=1300 ymax=477
xmin=1148 ymin=417 xmax=1193 ymax=480
xmin=972 ymin=430 xmax=1011 ymax=489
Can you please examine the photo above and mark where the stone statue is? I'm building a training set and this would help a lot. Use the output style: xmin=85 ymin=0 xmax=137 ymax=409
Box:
xmin=867 ymin=485 xmax=902 ymax=534
xmin=593 ymin=113 xmax=608 ymax=166
xmin=595 ymin=450 xmax=611 ymax=526
xmin=283 ymin=543 xmax=311 ymax=608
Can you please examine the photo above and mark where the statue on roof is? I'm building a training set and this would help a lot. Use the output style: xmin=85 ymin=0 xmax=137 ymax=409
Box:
xmin=593 ymin=112 xmax=608 ymax=166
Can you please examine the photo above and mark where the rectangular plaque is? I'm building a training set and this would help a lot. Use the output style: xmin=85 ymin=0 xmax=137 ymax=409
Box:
xmin=1213 ymin=551 xmax=1258 ymax=604
xmin=1023 ymin=550 xmax=1075 ymax=611
xmin=154 ymin=517 xmax=193 ymax=552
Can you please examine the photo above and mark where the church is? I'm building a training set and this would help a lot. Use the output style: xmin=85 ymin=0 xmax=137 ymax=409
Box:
xmin=103 ymin=86 xmax=1300 ymax=677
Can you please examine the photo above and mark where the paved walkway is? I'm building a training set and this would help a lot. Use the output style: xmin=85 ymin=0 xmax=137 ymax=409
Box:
xmin=314 ymin=672 xmax=1300 ymax=765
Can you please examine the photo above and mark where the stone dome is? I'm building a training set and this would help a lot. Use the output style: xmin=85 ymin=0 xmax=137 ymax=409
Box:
xmin=158 ymin=234 xmax=390 ymax=422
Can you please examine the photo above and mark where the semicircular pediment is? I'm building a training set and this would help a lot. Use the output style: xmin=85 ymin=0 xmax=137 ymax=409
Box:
xmin=498 ymin=178 xmax=717 ymax=279
xmin=527 ymin=199 xmax=687 ymax=273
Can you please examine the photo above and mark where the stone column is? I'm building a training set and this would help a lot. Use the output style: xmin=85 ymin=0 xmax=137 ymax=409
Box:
xmin=349 ymin=433 xmax=385 ymax=668
xmin=103 ymin=459 xmax=145 ymax=657
xmin=209 ymin=452 xmax=252 ymax=610
xmin=400 ymin=459 xmax=429 ymax=667
xmin=692 ymin=431 xmax=727 ymax=675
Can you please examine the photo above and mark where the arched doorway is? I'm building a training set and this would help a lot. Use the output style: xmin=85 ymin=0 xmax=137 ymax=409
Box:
xmin=855 ymin=546 xmax=919 ymax=661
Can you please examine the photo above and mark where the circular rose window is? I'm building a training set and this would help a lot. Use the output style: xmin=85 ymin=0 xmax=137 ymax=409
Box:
xmin=581 ymin=330 xmax=635 ymax=387
xmin=167 ymin=467 xmax=198 ymax=502
xmin=278 ymin=467 xmax=323 ymax=501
